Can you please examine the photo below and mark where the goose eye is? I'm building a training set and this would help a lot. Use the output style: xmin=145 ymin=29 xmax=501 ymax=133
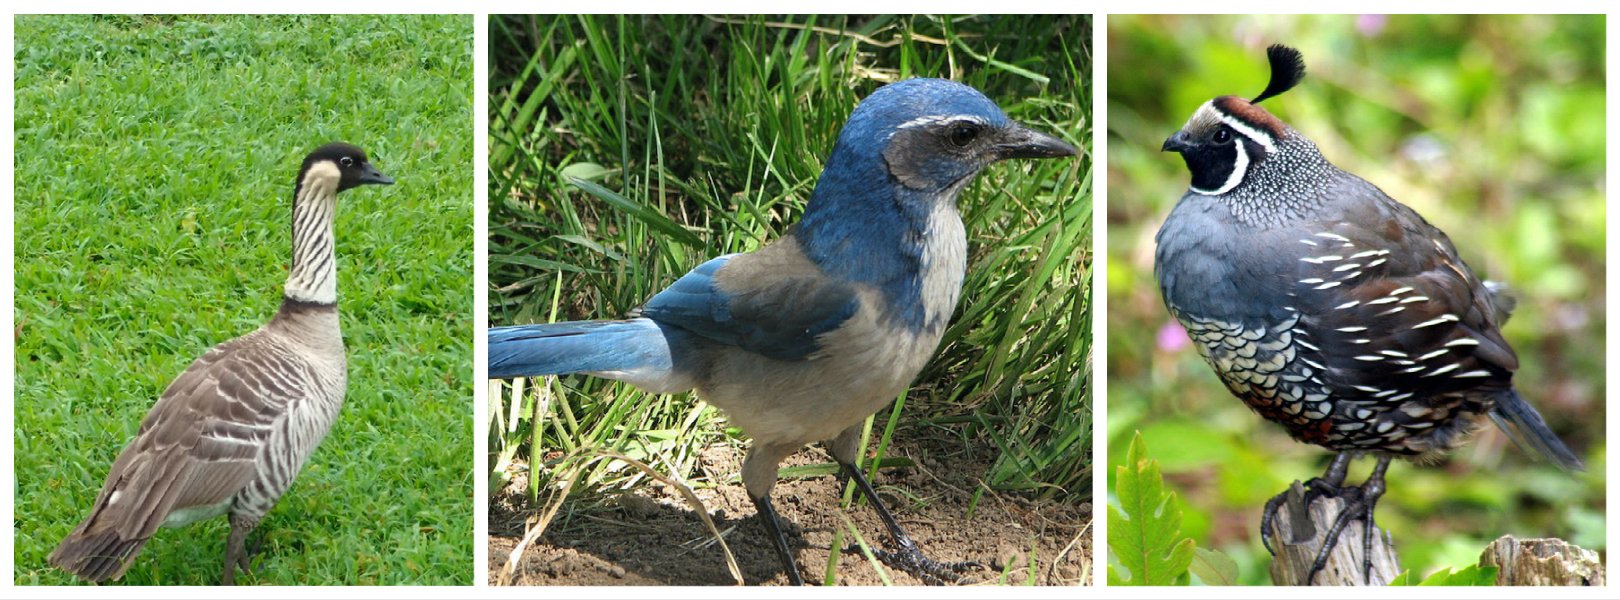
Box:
xmin=340 ymin=156 xmax=355 ymax=167
xmin=948 ymin=123 xmax=980 ymax=147
xmin=1214 ymin=128 xmax=1233 ymax=144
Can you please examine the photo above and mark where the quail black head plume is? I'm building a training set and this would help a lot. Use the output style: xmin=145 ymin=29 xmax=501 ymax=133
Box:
xmin=1154 ymin=44 xmax=1581 ymax=584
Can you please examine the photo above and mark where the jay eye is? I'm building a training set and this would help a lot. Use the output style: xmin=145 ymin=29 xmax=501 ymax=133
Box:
xmin=340 ymin=156 xmax=355 ymax=167
xmin=1213 ymin=127 xmax=1233 ymax=144
xmin=948 ymin=123 xmax=980 ymax=147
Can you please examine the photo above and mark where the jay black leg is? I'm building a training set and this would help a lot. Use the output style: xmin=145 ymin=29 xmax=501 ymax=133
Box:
xmin=750 ymin=494 xmax=805 ymax=586
xmin=837 ymin=461 xmax=981 ymax=585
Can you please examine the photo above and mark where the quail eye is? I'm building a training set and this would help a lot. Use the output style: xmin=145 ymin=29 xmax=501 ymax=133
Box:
xmin=340 ymin=156 xmax=355 ymax=167
xmin=1213 ymin=127 xmax=1233 ymax=144
xmin=948 ymin=123 xmax=980 ymax=147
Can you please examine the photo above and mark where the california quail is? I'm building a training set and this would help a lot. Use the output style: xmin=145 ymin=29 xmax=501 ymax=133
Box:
xmin=49 ymin=143 xmax=393 ymax=584
xmin=1154 ymin=45 xmax=1583 ymax=584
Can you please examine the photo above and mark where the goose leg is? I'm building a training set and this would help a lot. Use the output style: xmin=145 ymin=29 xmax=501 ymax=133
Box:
xmin=221 ymin=513 xmax=259 ymax=586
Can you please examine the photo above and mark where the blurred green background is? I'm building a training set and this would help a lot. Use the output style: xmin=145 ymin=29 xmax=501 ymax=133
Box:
xmin=1106 ymin=14 xmax=1605 ymax=584
xmin=14 ymin=15 xmax=473 ymax=585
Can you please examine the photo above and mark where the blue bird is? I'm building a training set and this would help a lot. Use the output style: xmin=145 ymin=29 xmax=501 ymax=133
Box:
xmin=489 ymin=78 xmax=1075 ymax=585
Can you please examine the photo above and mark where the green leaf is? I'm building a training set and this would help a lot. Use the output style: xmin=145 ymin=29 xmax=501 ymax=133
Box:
xmin=1108 ymin=431 xmax=1197 ymax=585
xmin=1389 ymin=565 xmax=1498 ymax=586
xmin=1189 ymin=547 xmax=1238 ymax=585
xmin=566 ymin=176 xmax=705 ymax=248
xmin=558 ymin=161 xmax=617 ymax=182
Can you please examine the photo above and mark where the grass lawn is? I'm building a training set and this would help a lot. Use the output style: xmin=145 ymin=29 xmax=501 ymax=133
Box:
xmin=488 ymin=15 xmax=1090 ymax=584
xmin=13 ymin=15 xmax=474 ymax=585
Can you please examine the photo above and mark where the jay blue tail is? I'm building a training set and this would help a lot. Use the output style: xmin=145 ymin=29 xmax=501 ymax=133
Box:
xmin=488 ymin=78 xmax=1076 ymax=585
xmin=488 ymin=319 xmax=675 ymax=383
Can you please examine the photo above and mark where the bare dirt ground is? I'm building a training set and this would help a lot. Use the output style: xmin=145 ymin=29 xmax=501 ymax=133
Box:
xmin=489 ymin=428 xmax=1092 ymax=586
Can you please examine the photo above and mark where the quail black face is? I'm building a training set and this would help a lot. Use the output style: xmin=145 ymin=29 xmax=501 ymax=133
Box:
xmin=1162 ymin=44 xmax=1305 ymax=197
xmin=1161 ymin=98 xmax=1286 ymax=195
xmin=301 ymin=142 xmax=394 ymax=192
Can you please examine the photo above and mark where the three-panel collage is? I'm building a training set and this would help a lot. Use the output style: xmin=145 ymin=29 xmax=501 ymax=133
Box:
xmin=3 ymin=9 xmax=1610 ymax=595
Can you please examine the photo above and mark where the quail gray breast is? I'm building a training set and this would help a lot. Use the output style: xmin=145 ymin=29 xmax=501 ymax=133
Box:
xmin=1153 ymin=44 xmax=1581 ymax=584
xmin=48 ymin=142 xmax=393 ymax=584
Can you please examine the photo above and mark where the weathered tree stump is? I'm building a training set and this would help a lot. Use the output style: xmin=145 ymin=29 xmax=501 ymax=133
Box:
xmin=1479 ymin=536 xmax=1604 ymax=586
xmin=1264 ymin=481 xmax=1400 ymax=586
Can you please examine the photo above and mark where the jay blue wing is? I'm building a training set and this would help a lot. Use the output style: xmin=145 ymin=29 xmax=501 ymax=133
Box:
xmin=637 ymin=251 xmax=861 ymax=361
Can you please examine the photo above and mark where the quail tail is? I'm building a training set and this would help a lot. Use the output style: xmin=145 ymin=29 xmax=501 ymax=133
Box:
xmin=1489 ymin=390 xmax=1583 ymax=471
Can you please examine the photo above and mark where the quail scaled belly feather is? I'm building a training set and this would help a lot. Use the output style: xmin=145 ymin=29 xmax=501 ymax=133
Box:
xmin=1154 ymin=45 xmax=1581 ymax=584
xmin=49 ymin=143 xmax=393 ymax=584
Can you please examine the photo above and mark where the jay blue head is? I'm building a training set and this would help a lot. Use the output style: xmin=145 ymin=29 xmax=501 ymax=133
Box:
xmin=488 ymin=77 xmax=1074 ymax=585
xmin=796 ymin=78 xmax=1076 ymax=331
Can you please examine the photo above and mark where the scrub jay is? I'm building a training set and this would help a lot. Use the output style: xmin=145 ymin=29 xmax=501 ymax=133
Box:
xmin=489 ymin=78 xmax=1076 ymax=585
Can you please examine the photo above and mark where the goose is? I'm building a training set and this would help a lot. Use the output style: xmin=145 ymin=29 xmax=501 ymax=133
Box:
xmin=48 ymin=142 xmax=393 ymax=584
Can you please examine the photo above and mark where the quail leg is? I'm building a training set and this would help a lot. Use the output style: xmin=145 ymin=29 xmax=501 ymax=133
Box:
xmin=1262 ymin=452 xmax=1353 ymax=555
xmin=837 ymin=461 xmax=982 ymax=585
xmin=221 ymin=513 xmax=260 ymax=586
xmin=750 ymin=494 xmax=806 ymax=586
xmin=1304 ymin=455 xmax=1392 ymax=585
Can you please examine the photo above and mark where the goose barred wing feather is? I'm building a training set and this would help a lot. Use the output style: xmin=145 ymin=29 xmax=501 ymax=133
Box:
xmin=49 ymin=331 xmax=296 ymax=581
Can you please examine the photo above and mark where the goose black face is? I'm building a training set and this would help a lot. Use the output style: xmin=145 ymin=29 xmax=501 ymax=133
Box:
xmin=302 ymin=142 xmax=394 ymax=192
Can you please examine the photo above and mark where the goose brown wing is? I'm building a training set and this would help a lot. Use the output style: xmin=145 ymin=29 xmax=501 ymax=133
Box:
xmin=66 ymin=332 xmax=292 ymax=542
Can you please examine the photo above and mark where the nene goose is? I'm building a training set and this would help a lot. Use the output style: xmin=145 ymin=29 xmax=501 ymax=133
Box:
xmin=49 ymin=142 xmax=393 ymax=584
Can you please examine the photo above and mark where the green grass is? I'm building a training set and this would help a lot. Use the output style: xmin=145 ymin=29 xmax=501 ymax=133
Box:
xmin=13 ymin=15 xmax=474 ymax=585
xmin=487 ymin=13 xmax=1090 ymax=551
xmin=1106 ymin=15 xmax=1605 ymax=584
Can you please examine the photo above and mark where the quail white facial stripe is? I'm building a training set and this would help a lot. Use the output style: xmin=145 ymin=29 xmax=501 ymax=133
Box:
xmin=1216 ymin=112 xmax=1278 ymax=153
xmin=1190 ymin=133 xmax=1250 ymax=195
